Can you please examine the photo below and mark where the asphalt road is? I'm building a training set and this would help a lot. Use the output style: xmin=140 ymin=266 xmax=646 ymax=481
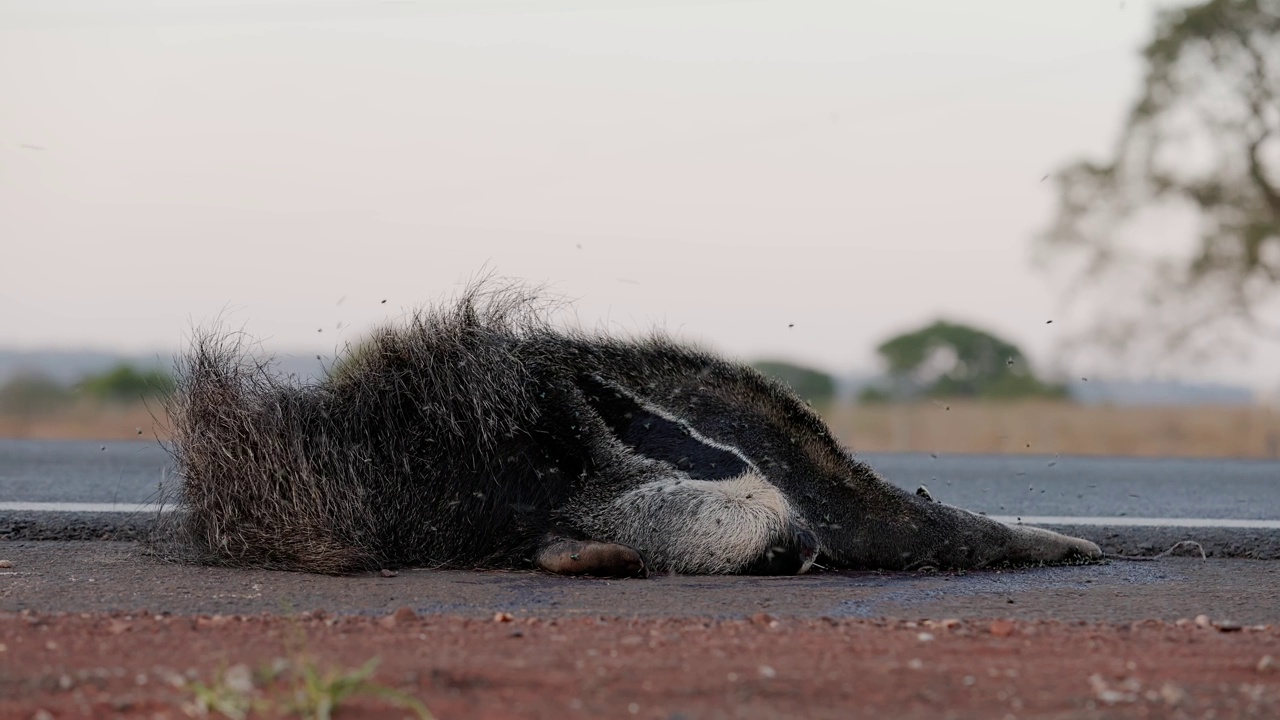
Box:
xmin=2 ymin=542 xmax=1277 ymax=626
xmin=4 ymin=438 xmax=1280 ymax=516
xmin=2 ymin=439 xmax=1279 ymax=625
xmin=2 ymin=439 xmax=1279 ymax=558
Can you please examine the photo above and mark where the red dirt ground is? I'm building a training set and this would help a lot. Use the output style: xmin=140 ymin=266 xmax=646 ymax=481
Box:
xmin=2 ymin=611 xmax=1278 ymax=719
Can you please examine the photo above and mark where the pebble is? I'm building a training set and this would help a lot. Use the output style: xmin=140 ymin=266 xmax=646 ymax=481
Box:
xmin=223 ymin=664 xmax=253 ymax=694
xmin=1214 ymin=621 xmax=1242 ymax=633
xmin=1158 ymin=682 xmax=1187 ymax=705
xmin=1194 ymin=614 xmax=1211 ymax=629
xmin=989 ymin=620 xmax=1016 ymax=637
xmin=378 ymin=607 xmax=418 ymax=629
xmin=493 ymin=612 xmax=515 ymax=623
xmin=379 ymin=568 xmax=397 ymax=578
xmin=1259 ymin=656 xmax=1276 ymax=674
xmin=0 ymin=559 xmax=12 ymax=569
xmin=758 ymin=665 xmax=777 ymax=678
xmin=195 ymin=615 xmax=230 ymax=629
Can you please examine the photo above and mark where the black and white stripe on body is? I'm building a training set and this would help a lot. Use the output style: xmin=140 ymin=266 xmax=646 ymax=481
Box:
xmin=571 ymin=373 xmax=818 ymax=575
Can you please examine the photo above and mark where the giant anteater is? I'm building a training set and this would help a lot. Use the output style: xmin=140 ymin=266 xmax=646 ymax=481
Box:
xmin=160 ymin=283 xmax=1101 ymax=576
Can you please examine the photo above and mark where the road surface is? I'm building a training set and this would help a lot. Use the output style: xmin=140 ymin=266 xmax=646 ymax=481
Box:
xmin=3 ymin=439 xmax=1278 ymax=558
xmin=3 ymin=439 xmax=1278 ymax=719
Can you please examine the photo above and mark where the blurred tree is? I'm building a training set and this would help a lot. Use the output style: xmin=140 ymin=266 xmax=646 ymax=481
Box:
xmin=1038 ymin=0 xmax=1280 ymax=362
xmin=79 ymin=364 xmax=175 ymax=403
xmin=752 ymin=360 xmax=837 ymax=404
xmin=0 ymin=373 xmax=73 ymax=415
xmin=860 ymin=321 xmax=1067 ymax=401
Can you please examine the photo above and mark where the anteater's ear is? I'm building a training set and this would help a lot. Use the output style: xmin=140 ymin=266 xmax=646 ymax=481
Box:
xmin=575 ymin=374 xmax=751 ymax=481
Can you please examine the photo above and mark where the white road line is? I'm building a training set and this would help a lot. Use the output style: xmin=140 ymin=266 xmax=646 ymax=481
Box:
xmin=0 ymin=504 xmax=1277 ymax=529
xmin=992 ymin=515 xmax=1280 ymax=530
xmin=0 ymin=502 xmax=171 ymax=513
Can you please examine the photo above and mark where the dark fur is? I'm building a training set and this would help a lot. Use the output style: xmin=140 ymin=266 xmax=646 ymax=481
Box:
xmin=156 ymin=284 xmax=1100 ymax=575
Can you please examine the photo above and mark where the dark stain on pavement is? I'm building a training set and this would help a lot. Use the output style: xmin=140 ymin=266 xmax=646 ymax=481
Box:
xmin=2 ymin=542 xmax=1277 ymax=625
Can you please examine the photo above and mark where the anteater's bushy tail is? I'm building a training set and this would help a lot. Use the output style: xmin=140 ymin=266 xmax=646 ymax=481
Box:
xmin=156 ymin=329 xmax=377 ymax=573
xmin=152 ymin=282 xmax=562 ymax=574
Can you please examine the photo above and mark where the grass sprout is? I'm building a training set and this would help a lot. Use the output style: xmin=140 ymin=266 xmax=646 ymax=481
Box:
xmin=185 ymin=655 xmax=432 ymax=720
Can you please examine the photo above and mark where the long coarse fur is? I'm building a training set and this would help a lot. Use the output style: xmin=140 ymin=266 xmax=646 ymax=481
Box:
xmin=156 ymin=282 xmax=1101 ymax=575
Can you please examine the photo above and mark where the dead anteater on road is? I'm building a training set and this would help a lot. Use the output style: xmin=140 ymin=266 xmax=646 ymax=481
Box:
xmin=157 ymin=281 xmax=1101 ymax=576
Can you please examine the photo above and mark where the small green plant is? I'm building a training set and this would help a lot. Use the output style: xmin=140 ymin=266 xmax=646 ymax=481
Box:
xmin=185 ymin=656 xmax=432 ymax=720
xmin=187 ymin=664 xmax=257 ymax=720
xmin=289 ymin=656 xmax=430 ymax=720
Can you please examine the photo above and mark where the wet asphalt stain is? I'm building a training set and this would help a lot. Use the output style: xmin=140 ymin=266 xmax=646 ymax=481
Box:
xmin=828 ymin=562 xmax=1179 ymax=618
xmin=2 ymin=543 xmax=1276 ymax=625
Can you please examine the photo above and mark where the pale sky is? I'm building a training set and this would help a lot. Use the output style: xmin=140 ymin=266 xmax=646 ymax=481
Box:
xmin=3 ymin=0 xmax=1277 ymax=391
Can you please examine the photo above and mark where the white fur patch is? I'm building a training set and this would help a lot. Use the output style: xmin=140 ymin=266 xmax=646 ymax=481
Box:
xmin=606 ymin=471 xmax=798 ymax=574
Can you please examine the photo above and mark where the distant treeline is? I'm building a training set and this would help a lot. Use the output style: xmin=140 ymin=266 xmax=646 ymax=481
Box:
xmin=0 ymin=364 xmax=175 ymax=415
xmin=750 ymin=360 xmax=838 ymax=404
xmin=753 ymin=320 xmax=1068 ymax=405
xmin=0 ymin=317 xmax=1072 ymax=417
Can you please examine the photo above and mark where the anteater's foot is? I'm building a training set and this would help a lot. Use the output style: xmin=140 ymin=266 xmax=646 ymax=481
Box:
xmin=536 ymin=536 xmax=650 ymax=578
xmin=742 ymin=528 xmax=820 ymax=576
